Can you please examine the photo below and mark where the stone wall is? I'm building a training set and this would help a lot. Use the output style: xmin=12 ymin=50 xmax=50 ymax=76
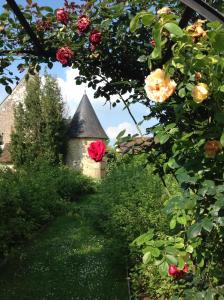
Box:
xmin=66 ymin=138 xmax=106 ymax=179
xmin=0 ymin=79 xmax=26 ymax=145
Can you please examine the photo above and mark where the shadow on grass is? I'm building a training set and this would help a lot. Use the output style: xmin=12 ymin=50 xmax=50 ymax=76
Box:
xmin=0 ymin=212 xmax=128 ymax=300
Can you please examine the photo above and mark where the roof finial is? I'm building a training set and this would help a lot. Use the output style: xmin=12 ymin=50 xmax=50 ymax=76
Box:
xmin=84 ymin=89 xmax=87 ymax=95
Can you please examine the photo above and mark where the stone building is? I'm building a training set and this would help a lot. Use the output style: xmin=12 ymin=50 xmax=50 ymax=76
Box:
xmin=0 ymin=79 xmax=26 ymax=166
xmin=66 ymin=92 xmax=108 ymax=179
xmin=0 ymin=80 xmax=108 ymax=178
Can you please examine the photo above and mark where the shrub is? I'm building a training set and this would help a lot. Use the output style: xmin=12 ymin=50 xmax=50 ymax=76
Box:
xmin=0 ymin=164 xmax=94 ymax=258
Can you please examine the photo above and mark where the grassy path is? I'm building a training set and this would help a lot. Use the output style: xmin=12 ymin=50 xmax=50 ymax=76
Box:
xmin=0 ymin=201 xmax=128 ymax=300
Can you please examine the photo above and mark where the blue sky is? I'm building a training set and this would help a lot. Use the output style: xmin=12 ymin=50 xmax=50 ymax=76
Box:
xmin=0 ymin=0 xmax=155 ymax=143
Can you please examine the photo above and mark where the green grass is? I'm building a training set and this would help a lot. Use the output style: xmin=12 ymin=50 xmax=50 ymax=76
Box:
xmin=0 ymin=200 xmax=128 ymax=300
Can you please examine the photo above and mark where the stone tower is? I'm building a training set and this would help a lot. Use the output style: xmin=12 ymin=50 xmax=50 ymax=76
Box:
xmin=66 ymin=93 xmax=108 ymax=179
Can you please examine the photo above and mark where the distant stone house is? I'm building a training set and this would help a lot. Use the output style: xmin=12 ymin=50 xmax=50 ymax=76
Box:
xmin=0 ymin=80 xmax=108 ymax=178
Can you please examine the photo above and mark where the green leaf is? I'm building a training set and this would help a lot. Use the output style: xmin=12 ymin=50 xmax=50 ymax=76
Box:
xmin=5 ymin=85 xmax=12 ymax=94
xmin=130 ymin=15 xmax=140 ymax=33
xmin=164 ymin=23 xmax=184 ymax=37
xmin=178 ymin=88 xmax=186 ymax=98
xmin=201 ymin=218 xmax=213 ymax=233
xmin=165 ymin=254 xmax=178 ymax=265
xmin=143 ymin=251 xmax=151 ymax=264
xmin=187 ymin=223 xmax=202 ymax=239
xmin=159 ymin=134 xmax=170 ymax=144
xmin=212 ymin=32 xmax=224 ymax=51
xmin=220 ymin=132 xmax=224 ymax=147
xmin=150 ymin=247 xmax=161 ymax=257
xmin=151 ymin=23 xmax=162 ymax=60
xmin=170 ymin=218 xmax=176 ymax=229
xmin=142 ymin=14 xmax=155 ymax=26
xmin=186 ymin=245 xmax=194 ymax=253
xmin=116 ymin=129 xmax=126 ymax=140
xmin=158 ymin=261 xmax=169 ymax=277
xmin=178 ymin=256 xmax=185 ymax=269
xmin=177 ymin=215 xmax=187 ymax=225
xmin=131 ymin=230 xmax=154 ymax=246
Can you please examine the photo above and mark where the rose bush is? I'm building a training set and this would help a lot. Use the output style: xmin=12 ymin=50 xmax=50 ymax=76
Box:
xmin=1 ymin=0 xmax=224 ymax=298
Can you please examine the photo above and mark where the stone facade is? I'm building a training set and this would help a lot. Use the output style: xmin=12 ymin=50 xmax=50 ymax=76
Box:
xmin=66 ymin=138 xmax=106 ymax=179
xmin=0 ymin=79 xmax=26 ymax=145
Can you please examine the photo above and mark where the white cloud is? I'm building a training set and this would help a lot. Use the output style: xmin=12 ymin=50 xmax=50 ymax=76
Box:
xmin=57 ymin=67 xmax=133 ymax=118
xmin=57 ymin=68 xmax=105 ymax=117
xmin=106 ymin=122 xmax=138 ymax=140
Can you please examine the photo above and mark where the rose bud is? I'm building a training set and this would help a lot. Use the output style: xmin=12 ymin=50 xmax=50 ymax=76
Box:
xmin=56 ymin=8 xmax=69 ymax=25
xmin=150 ymin=39 xmax=156 ymax=47
xmin=88 ymin=140 xmax=106 ymax=162
xmin=192 ymin=83 xmax=209 ymax=103
xmin=56 ymin=47 xmax=74 ymax=65
xmin=204 ymin=140 xmax=222 ymax=158
xmin=195 ymin=72 xmax=202 ymax=81
xmin=182 ymin=263 xmax=189 ymax=273
xmin=89 ymin=29 xmax=102 ymax=45
xmin=157 ymin=7 xmax=172 ymax=15
xmin=77 ymin=15 xmax=90 ymax=33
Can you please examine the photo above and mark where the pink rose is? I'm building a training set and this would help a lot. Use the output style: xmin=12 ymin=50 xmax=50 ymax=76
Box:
xmin=56 ymin=47 xmax=74 ymax=65
xmin=88 ymin=140 xmax=106 ymax=162
xmin=89 ymin=29 xmax=102 ymax=45
xmin=77 ymin=15 xmax=90 ymax=33
xmin=168 ymin=265 xmax=179 ymax=277
xmin=56 ymin=8 xmax=69 ymax=25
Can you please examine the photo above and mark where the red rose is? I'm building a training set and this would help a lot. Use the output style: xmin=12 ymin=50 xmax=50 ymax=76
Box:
xmin=88 ymin=140 xmax=106 ymax=162
xmin=36 ymin=19 xmax=52 ymax=31
xmin=56 ymin=8 xmax=69 ymax=25
xmin=89 ymin=29 xmax=102 ymax=45
xmin=56 ymin=47 xmax=74 ymax=65
xmin=77 ymin=15 xmax=90 ymax=33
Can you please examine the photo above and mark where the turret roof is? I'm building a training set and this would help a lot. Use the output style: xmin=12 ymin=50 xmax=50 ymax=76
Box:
xmin=68 ymin=93 xmax=108 ymax=139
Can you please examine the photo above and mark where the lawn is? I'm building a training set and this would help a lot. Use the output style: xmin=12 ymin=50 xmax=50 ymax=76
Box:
xmin=0 ymin=200 xmax=129 ymax=300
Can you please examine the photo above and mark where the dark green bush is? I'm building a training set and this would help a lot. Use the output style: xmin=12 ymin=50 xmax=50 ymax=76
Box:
xmin=82 ymin=154 xmax=169 ymax=250
xmin=0 ymin=164 xmax=94 ymax=258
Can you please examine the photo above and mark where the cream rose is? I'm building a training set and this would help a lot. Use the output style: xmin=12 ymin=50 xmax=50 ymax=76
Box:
xmin=157 ymin=7 xmax=172 ymax=15
xmin=144 ymin=69 xmax=176 ymax=103
xmin=186 ymin=19 xmax=207 ymax=40
xmin=192 ymin=83 xmax=209 ymax=103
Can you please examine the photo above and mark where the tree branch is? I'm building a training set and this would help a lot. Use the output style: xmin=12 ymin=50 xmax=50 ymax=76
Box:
xmin=6 ymin=0 xmax=46 ymax=56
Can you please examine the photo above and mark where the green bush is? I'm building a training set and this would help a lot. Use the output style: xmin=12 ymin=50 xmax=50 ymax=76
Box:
xmin=0 ymin=164 xmax=94 ymax=258
xmin=80 ymin=154 xmax=171 ymax=270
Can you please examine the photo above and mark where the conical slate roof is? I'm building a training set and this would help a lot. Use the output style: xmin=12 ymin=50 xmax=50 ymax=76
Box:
xmin=68 ymin=93 xmax=108 ymax=139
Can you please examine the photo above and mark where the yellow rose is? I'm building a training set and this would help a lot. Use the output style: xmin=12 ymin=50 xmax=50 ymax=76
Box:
xmin=186 ymin=19 xmax=207 ymax=41
xmin=192 ymin=83 xmax=209 ymax=103
xmin=144 ymin=69 xmax=176 ymax=103
xmin=157 ymin=7 xmax=172 ymax=15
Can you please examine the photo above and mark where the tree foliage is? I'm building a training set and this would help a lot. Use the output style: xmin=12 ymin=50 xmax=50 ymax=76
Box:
xmin=11 ymin=73 xmax=66 ymax=166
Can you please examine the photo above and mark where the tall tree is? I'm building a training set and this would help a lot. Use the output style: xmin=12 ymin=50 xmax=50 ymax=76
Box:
xmin=11 ymin=73 xmax=66 ymax=167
